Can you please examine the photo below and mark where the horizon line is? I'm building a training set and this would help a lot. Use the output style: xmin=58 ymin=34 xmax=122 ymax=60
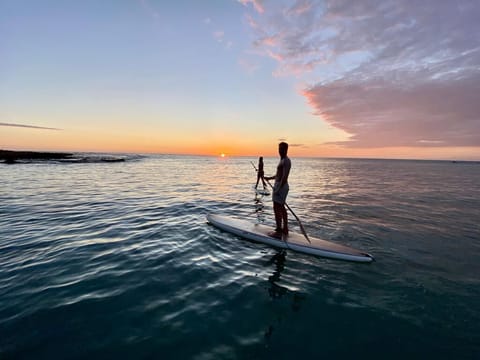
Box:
xmin=1 ymin=148 xmax=478 ymax=163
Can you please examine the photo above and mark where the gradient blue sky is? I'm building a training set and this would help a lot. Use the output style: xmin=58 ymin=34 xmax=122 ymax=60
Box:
xmin=1 ymin=0 xmax=479 ymax=159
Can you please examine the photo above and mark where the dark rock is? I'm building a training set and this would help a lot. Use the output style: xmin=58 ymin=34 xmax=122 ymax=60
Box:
xmin=0 ymin=150 xmax=74 ymax=163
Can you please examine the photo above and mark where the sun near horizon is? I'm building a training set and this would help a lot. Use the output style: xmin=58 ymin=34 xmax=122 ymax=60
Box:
xmin=1 ymin=116 xmax=480 ymax=161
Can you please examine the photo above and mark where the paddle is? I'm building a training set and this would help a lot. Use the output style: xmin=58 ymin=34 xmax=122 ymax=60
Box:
xmin=250 ymin=161 xmax=311 ymax=244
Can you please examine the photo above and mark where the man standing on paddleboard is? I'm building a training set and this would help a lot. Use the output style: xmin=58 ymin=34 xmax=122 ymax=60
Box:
xmin=265 ymin=142 xmax=291 ymax=238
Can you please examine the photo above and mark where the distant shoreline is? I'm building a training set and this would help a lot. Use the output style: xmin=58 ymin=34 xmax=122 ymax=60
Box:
xmin=0 ymin=150 xmax=73 ymax=163
xmin=1 ymin=149 xmax=478 ymax=163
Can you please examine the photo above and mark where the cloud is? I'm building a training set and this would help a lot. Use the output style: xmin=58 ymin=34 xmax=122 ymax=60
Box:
xmin=238 ymin=0 xmax=265 ymax=14
xmin=289 ymin=143 xmax=307 ymax=148
xmin=303 ymin=73 xmax=480 ymax=147
xmin=243 ymin=0 xmax=480 ymax=148
xmin=213 ymin=30 xmax=225 ymax=42
xmin=239 ymin=58 xmax=260 ymax=74
xmin=0 ymin=122 xmax=62 ymax=130
xmin=212 ymin=30 xmax=233 ymax=49
xmin=204 ymin=18 xmax=233 ymax=49
xmin=275 ymin=139 xmax=307 ymax=148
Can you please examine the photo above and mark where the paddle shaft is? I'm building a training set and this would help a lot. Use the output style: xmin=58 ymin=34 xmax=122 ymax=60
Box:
xmin=250 ymin=161 xmax=311 ymax=243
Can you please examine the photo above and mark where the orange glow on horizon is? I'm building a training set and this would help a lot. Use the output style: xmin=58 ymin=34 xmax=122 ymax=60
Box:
xmin=2 ymin=126 xmax=480 ymax=160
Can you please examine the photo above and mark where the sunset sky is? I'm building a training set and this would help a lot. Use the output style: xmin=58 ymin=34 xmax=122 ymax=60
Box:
xmin=1 ymin=0 xmax=479 ymax=160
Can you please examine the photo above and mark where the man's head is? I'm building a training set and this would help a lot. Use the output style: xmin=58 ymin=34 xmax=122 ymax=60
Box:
xmin=278 ymin=142 xmax=288 ymax=157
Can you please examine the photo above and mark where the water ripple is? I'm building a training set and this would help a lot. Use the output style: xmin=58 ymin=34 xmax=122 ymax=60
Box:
xmin=1 ymin=156 xmax=479 ymax=358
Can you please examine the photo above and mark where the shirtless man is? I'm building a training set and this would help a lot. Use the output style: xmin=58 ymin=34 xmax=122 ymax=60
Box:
xmin=265 ymin=142 xmax=291 ymax=238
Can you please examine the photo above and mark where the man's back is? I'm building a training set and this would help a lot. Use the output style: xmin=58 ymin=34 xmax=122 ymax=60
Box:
xmin=275 ymin=156 xmax=291 ymax=186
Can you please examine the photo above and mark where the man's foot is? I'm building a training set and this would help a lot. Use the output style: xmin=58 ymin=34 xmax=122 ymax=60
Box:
xmin=268 ymin=231 xmax=282 ymax=239
xmin=283 ymin=228 xmax=289 ymax=236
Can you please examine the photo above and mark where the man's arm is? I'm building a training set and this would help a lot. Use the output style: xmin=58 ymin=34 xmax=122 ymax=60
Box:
xmin=264 ymin=168 xmax=277 ymax=181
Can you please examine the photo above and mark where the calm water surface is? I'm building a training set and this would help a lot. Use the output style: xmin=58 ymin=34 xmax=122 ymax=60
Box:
xmin=1 ymin=155 xmax=479 ymax=359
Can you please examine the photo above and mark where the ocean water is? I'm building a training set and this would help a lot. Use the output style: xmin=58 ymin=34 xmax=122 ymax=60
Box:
xmin=1 ymin=155 xmax=479 ymax=359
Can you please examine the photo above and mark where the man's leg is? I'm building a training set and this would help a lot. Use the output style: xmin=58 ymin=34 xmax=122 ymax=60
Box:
xmin=273 ymin=202 xmax=282 ymax=232
xmin=268 ymin=202 xmax=283 ymax=238
xmin=280 ymin=204 xmax=288 ymax=235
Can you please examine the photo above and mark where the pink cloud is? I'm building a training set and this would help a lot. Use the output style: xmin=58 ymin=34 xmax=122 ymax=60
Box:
xmin=256 ymin=35 xmax=277 ymax=47
xmin=213 ymin=30 xmax=225 ymax=42
xmin=238 ymin=0 xmax=265 ymax=14
xmin=284 ymin=0 xmax=313 ymax=16
xmin=242 ymin=0 xmax=480 ymax=148
xmin=303 ymin=72 xmax=480 ymax=147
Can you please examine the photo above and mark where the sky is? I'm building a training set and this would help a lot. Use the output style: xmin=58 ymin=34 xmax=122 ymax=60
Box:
xmin=1 ymin=0 xmax=480 ymax=160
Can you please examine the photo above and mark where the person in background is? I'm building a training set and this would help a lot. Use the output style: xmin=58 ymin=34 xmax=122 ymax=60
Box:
xmin=255 ymin=156 xmax=267 ymax=190
xmin=265 ymin=142 xmax=291 ymax=238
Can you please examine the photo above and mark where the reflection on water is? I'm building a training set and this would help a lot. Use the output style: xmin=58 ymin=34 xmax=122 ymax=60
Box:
xmin=252 ymin=192 xmax=268 ymax=224
xmin=263 ymin=250 xmax=288 ymax=344
xmin=262 ymin=250 xmax=307 ymax=345
xmin=266 ymin=250 xmax=287 ymax=298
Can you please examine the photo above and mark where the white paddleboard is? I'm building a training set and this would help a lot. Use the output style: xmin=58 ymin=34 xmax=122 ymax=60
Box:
xmin=207 ymin=213 xmax=374 ymax=263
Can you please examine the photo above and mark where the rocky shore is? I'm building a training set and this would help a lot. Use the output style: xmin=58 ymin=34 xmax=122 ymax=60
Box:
xmin=1 ymin=150 xmax=127 ymax=164
xmin=1 ymin=150 xmax=74 ymax=164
